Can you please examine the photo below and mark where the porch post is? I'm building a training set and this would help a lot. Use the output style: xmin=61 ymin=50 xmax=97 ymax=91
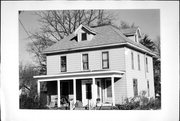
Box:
xmin=37 ymin=80 xmax=40 ymax=99
xmin=111 ymin=77 xmax=115 ymax=106
xmin=73 ymin=79 xmax=76 ymax=104
xmin=57 ymin=80 xmax=61 ymax=107
xmin=92 ymin=78 xmax=96 ymax=107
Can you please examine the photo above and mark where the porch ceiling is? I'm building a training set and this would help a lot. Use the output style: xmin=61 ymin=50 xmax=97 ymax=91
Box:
xmin=34 ymin=70 xmax=125 ymax=81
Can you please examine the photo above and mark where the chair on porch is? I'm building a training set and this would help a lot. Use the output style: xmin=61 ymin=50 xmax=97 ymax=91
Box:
xmin=47 ymin=96 xmax=58 ymax=109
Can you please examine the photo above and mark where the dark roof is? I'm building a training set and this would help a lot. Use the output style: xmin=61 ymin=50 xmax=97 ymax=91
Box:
xmin=43 ymin=25 xmax=154 ymax=56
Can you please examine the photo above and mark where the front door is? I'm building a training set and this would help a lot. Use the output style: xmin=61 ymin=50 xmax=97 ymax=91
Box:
xmin=86 ymin=83 xmax=92 ymax=100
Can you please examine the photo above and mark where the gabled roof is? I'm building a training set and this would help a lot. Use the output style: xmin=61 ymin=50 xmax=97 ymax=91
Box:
xmin=43 ymin=25 xmax=155 ymax=56
xmin=74 ymin=24 xmax=96 ymax=35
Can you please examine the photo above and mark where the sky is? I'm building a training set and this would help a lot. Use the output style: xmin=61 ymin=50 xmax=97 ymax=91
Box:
xmin=19 ymin=9 xmax=160 ymax=65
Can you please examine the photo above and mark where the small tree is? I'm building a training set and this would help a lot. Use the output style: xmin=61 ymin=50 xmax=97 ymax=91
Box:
xmin=19 ymin=62 xmax=40 ymax=108
xmin=119 ymin=20 xmax=137 ymax=29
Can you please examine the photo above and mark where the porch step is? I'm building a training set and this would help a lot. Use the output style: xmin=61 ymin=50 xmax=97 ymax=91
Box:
xmin=99 ymin=106 xmax=113 ymax=110
xmin=101 ymin=103 xmax=112 ymax=106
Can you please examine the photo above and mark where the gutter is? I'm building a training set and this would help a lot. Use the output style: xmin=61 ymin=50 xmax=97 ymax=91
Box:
xmin=43 ymin=42 xmax=156 ymax=57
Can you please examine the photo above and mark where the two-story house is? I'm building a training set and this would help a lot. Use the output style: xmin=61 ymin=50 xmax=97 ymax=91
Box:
xmin=34 ymin=24 xmax=155 ymax=108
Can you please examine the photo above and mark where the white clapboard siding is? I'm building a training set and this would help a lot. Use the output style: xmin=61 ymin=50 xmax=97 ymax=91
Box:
xmin=47 ymin=55 xmax=60 ymax=75
xmin=46 ymin=47 xmax=126 ymax=74
xmin=114 ymin=74 xmax=127 ymax=104
xmin=125 ymin=47 xmax=155 ymax=98
xmin=67 ymin=53 xmax=82 ymax=72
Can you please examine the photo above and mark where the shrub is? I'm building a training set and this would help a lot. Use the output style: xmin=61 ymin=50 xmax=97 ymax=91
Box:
xmin=20 ymin=94 xmax=47 ymax=109
xmin=116 ymin=93 xmax=161 ymax=110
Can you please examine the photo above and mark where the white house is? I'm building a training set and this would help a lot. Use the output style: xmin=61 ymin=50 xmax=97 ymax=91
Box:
xmin=34 ymin=24 xmax=155 ymax=108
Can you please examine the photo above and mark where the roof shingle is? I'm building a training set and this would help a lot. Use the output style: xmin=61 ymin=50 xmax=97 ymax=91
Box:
xmin=43 ymin=25 xmax=154 ymax=55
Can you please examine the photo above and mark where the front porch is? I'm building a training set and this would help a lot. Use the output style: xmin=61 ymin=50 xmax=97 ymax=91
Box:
xmin=34 ymin=70 xmax=124 ymax=109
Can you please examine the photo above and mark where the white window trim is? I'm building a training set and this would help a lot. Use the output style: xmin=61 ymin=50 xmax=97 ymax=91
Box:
xmin=138 ymin=54 xmax=141 ymax=71
xmin=101 ymin=50 xmax=110 ymax=70
xmin=60 ymin=55 xmax=67 ymax=72
xmin=81 ymin=53 xmax=89 ymax=71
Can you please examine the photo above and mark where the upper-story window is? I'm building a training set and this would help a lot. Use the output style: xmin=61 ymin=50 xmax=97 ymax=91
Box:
xmin=138 ymin=54 xmax=140 ymax=70
xmin=131 ymin=52 xmax=134 ymax=70
xmin=146 ymin=57 xmax=148 ymax=72
xmin=61 ymin=56 xmax=67 ymax=72
xmin=82 ymin=33 xmax=87 ymax=41
xmin=133 ymin=79 xmax=138 ymax=97
xmin=102 ymin=51 xmax=109 ymax=69
xmin=82 ymin=54 xmax=89 ymax=70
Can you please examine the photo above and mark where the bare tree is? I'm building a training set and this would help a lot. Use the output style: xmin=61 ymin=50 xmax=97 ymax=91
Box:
xmin=28 ymin=10 xmax=114 ymax=74
xmin=119 ymin=20 xmax=137 ymax=29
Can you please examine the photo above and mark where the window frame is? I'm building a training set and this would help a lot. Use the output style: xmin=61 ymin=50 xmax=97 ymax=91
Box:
xmin=82 ymin=53 xmax=89 ymax=70
xmin=138 ymin=54 xmax=140 ymax=70
xmin=147 ymin=80 xmax=150 ymax=96
xmin=131 ymin=51 xmax=134 ymax=70
xmin=102 ymin=51 xmax=109 ymax=69
xmin=61 ymin=56 xmax=67 ymax=72
xmin=133 ymin=79 xmax=138 ymax=97
xmin=81 ymin=33 xmax=87 ymax=41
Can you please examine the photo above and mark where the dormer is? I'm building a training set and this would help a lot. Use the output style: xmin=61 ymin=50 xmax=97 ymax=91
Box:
xmin=122 ymin=27 xmax=142 ymax=43
xmin=74 ymin=24 xmax=96 ymax=42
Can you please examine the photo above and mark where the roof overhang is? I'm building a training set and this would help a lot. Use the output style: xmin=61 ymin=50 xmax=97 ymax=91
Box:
xmin=43 ymin=42 xmax=156 ymax=57
xmin=34 ymin=70 xmax=125 ymax=82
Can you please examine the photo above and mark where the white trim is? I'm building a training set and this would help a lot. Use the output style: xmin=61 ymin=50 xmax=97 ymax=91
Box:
xmin=81 ymin=52 xmax=89 ymax=71
xmin=127 ymin=42 xmax=155 ymax=56
xmin=60 ymin=55 xmax=67 ymax=72
xmin=74 ymin=24 xmax=96 ymax=35
xmin=73 ymin=79 xmax=76 ymax=104
xmin=37 ymin=74 xmax=121 ymax=82
xmin=57 ymin=80 xmax=60 ymax=107
xmin=111 ymin=76 xmax=115 ymax=106
xmin=34 ymin=70 xmax=124 ymax=79
xmin=43 ymin=43 xmax=126 ymax=54
xmin=43 ymin=42 xmax=155 ymax=56
xmin=92 ymin=78 xmax=96 ymax=107
xmin=37 ymin=81 xmax=40 ymax=98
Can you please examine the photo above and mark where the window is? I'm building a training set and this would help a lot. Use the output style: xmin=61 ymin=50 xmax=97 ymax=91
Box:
xmin=82 ymin=33 xmax=87 ymax=41
xmin=82 ymin=54 xmax=89 ymax=70
xmin=131 ymin=52 xmax=134 ymax=69
xmin=147 ymin=80 xmax=150 ymax=96
xmin=106 ymin=80 xmax=112 ymax=97
xmin=102 ymin=52 xmax=109 ymax=69
xmin=146 ymin=57 xmax=148 ymax=72
xmin=61 ymin=56 xmax=66 ymax=72
xmin=133 ymin=79 xmax=138 ymax=97
xmin=138 ymin=54 xmax=140 ymax=70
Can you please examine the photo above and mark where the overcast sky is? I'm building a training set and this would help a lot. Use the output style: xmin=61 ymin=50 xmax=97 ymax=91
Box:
xmin=19 ymin=9 xmax=160 ymax=65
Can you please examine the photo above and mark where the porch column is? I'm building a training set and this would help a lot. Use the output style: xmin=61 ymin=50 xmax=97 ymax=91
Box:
xmin=92 ymin=78 xmax=97 ymax=106
xmin=111 ymin=77 xmax=115 ymax=106
xmin=73 ymin=79 xmax=76 ymax=104
xmin=37 ymin=80 xmax=40 ymax=99
xmin=57 ymin=80 xmax=61 ymax=107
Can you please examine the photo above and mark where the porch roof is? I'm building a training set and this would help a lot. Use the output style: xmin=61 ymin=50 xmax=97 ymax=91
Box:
xmin=34 ymin=70 xmax=125 ymax=81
